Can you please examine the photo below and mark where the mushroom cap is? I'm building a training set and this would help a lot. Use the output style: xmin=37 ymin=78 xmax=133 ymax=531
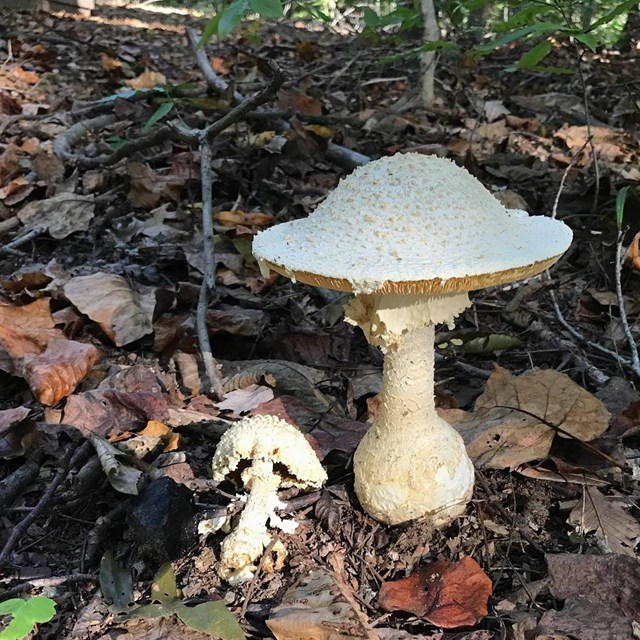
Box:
xmin=212 ymin=414 xmax=327 ymax=490
xmin=252 ymin=154 xmax=573 ymax=295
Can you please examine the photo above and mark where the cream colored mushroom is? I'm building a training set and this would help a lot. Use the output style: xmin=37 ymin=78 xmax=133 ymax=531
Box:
xmin=252 ymin=153 xmax=573 ymax=528
xmin=211 ymin=414 xmax=327 ymax=584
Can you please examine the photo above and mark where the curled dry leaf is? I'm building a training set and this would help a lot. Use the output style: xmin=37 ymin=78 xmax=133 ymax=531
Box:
xmin=20 ymin=338 xmax=101 ymax=405
xmin=0 ymin=298 xmax=100 ymax=405
xmin=90 ymin=434 xmax=145 ymax=495
xmin=64 ymin=272 xmax=154 ymax=347
xmin=378 ymin=556 xmax=492 ymax=629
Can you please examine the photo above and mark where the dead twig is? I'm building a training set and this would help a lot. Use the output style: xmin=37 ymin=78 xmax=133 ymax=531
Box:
xmin=0 ymin=441 xmax=92 ymax=565
xmin=0 ymin=450 xmax=44 ymax=511
xmin=614 ymin=227 xmax=640 ymax=377
xmin=0 ymin=574 xmax=97 ymax=601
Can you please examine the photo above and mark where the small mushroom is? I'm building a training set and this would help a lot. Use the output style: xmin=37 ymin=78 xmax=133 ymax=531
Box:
xmin=211 ymin=414 xmax=327 ymax=584
xmin=252 ymin=153 xmax=572 ymax=527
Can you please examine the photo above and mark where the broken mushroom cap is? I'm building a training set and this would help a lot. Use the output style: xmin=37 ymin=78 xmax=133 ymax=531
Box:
xmin=211 ymin=414 xmax=327 ymax=583
xmin=252 ymin=153 xmax=573 ymax=295
xmin=212 ymin=413 xmax=327 ymax=489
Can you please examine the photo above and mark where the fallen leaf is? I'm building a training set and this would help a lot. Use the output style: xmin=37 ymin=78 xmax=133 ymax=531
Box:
xmin=378 ymin=556 xmax=491 ymax=628
xmin=215 ymin=384 xmax=274 ymax=414
xmin=214 ymin=210 xmax=275 ymax=227
xmin=17 ymin=193 xmax=95 ymax=239
xmin=91 ymin=434 xmax=145 ymax=495
xmin=568 ymin=488 xmax=640 ymax=555
xmin=127 ymin=162 xmax=183 ymax=209
xmin=140 ymin=420 xmax=180 ymax=452
xmin=101 ymin=53 xmax=124 ymax=71
xmin=12 ymin=66 xmax=39 ymax=84
xmin=0 ymin=299 xmax=100 ymax=405
xmin=267 ymin=568 xmax=369 ymax=640
xmin=539 ymin=553 xmax=640 ymax=640
xmin=475 ymin=366 xmax=610 ymax=442
xmin=19 ymin=338 xmax=101 ymax=405
xmin=443 ymin=406 xmax=555 ymax=470
xmin=63 ymin=388 xmax=169 ymax=437
xmin=126 ymin=69 xmax=167 ymax=90
xmin=64 ymin=273 xmax=154 ymax=346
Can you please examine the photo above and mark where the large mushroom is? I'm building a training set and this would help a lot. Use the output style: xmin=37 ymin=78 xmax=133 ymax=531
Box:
xmin=211 ymin=414 xmax=327 ymax=583
xmin=252 ymin=153 xmax=572 ymax=527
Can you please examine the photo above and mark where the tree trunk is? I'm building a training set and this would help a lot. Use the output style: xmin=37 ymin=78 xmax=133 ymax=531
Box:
xmin=420 ymin=0 xmax=439 ymax=107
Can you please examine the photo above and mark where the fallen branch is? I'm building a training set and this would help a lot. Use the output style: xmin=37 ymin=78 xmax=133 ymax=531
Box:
xmin=0 ymin=574 xmax=97 ymax=601
xmin=190 ymin=57 xmax=286 ymax=399
xmin=0 ymin=441 xmax=91 ymax=565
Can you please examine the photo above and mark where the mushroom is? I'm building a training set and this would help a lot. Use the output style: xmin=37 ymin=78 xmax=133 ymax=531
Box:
xmin=252 ymin=153 xmax=573 ymax=527
xmin=211 ymin=414 xmax=327 ymax=583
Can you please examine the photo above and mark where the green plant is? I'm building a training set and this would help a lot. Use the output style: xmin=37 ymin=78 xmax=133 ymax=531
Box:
xmin=0 ymin=596 xmax=57 ymax=640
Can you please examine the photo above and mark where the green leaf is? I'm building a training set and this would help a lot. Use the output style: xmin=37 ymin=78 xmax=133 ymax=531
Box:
xmin=249 ymin=0 xmax=282 ymax=18
xmin=218 ymin=0 xmax=251 ymax=35
xmin=151 ymin=563 xmax=178 ymax=605
xmin=571 ymin=32 xmax=598 ymax=51
xmin=516 ymin=39 xmax=552 ymax=69
xmin=126 ymin=602 xmax=174 ymax=620
xmin=474 ymin=22 xmax=564 ymax=56
xmin=200 ymin=14 xmax=222 ymax=45
xmin=362 ymin=6 xmax=379 ymax=28
xmin=494 ymin=4 xmax=547 ymax=32
xmin=143 ymin=101 xmax=174 ymax=132
xmin=616 ymin=186 xmax=633 ymax=227
xmin=99 ymin=550 xmax=134 ymax=613
xmin=590 ymin=0 xmax=639 ymax=30
xmin=175 ymin=601 xmax=245 ymax=640
xmin=0 ymin=597 xmax=56 ymax=640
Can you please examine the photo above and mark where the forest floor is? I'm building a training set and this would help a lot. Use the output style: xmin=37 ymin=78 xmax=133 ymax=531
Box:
xmin=0 ymin=5 xmax=640 ymax=639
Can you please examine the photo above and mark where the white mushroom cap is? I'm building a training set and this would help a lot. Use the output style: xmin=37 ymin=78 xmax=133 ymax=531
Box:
xmin=252 ymin=153 xmax=573 ymax=295
xmin=212 ymin=414 xmax=327 ymax=490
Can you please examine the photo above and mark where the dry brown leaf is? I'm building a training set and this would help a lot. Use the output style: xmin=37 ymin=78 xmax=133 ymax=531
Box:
xmin=214 ymin=210 xmax=276 ymax=227
xmin=139 ymin=420 xmax=180 ymax=452
xmin=267 ymin=568 xmax=370 ymax=640
xmin=127 ymin=161 xmax=183 ymax=210
xmin=0 ymin=299 xmax=100 ymax=405
xmin=215 ymin=384 xmax=274 ymax=415
xmin=64 ymin=273 xmax=154 ymax=347
xmin=63 ymin=388 xmax=168 ymax=437
xmin=378 ymin=556 xmax=492 ymax=628
xmin=126 ymin=69 xmax=167 ymax=90
xmin=475 ymin=366 xmax=610 ymax=441
xmin=625 ymin=231 xmax=640 ymax=272
xmin=568 ymin=488 xmax=640 ymax=555
xmin=19 ymin=338 xmax=100 ymax=405
xmin=12 ymin=66 xmax=39 ymax=84
xmin=100 ymin=53 xmax=124 ymax=71
xmin=17 ymin=193 xmax=95 ymax=238
xmin=442 ymin=406 xmax=554 ymax=470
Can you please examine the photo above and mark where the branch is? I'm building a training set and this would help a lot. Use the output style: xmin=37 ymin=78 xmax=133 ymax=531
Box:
xmin=0 ymin=441 xmax=92 ymax=565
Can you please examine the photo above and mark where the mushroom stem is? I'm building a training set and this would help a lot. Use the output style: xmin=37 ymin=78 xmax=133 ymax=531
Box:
xmin=218 ymin=457 xmax=281 ymax=583
xmin=350 ymin=293 xmax=475 ymax=527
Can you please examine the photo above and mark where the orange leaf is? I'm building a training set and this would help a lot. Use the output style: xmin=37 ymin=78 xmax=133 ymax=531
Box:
xmin=626 ymin=231 xmax=640 ymax=272
xmin=0 ymin=299 xmax=100 ymax=405
xmin=378 ymin=556 xmax=492 ymax=629
xmin=12 ymin=66 xmax=39 ymax=84
xmin=100 ymin=53 xmax=124 ymax=71
xmin=126 ymin=69 xmax=166 ymax=90
xmin=19 ymin=338 xmax=100 ymax=405
xmin=214 ymin=210 xmax=275 ymax=227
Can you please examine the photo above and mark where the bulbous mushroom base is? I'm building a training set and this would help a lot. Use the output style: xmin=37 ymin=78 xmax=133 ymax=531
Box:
xmin=354 ymin=414 xmax=474 ymax=527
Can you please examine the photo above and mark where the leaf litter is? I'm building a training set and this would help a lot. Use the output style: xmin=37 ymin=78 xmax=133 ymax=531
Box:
xmin=0 ymin=4 xmax=639 ymax=640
